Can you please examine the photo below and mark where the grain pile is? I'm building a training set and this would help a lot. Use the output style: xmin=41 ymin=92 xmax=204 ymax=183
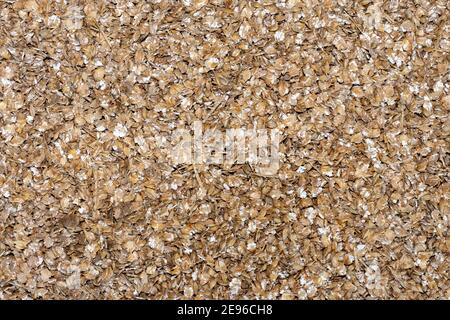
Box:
xmin=0 ymin=0 xmax=449 ymax=299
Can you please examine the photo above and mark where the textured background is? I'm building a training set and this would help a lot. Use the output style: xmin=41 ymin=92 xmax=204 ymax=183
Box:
xmin=0 ymin=0 xmax=448 ymax=299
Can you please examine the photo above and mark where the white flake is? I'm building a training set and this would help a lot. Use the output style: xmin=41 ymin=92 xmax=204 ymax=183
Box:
xmin=274 ymin=30 xmax=285 ymax=42
xmin=113 ymin=123 xmax=128 ymax=138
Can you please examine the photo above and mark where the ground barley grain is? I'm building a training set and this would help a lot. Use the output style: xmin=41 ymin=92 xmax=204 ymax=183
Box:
xmin=0 ymin=0 xmax=448 ymax=299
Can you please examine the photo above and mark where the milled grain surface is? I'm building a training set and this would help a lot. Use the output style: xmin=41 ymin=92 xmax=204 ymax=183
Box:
xmin=0 ymin=0 xmax=449 ymax=299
